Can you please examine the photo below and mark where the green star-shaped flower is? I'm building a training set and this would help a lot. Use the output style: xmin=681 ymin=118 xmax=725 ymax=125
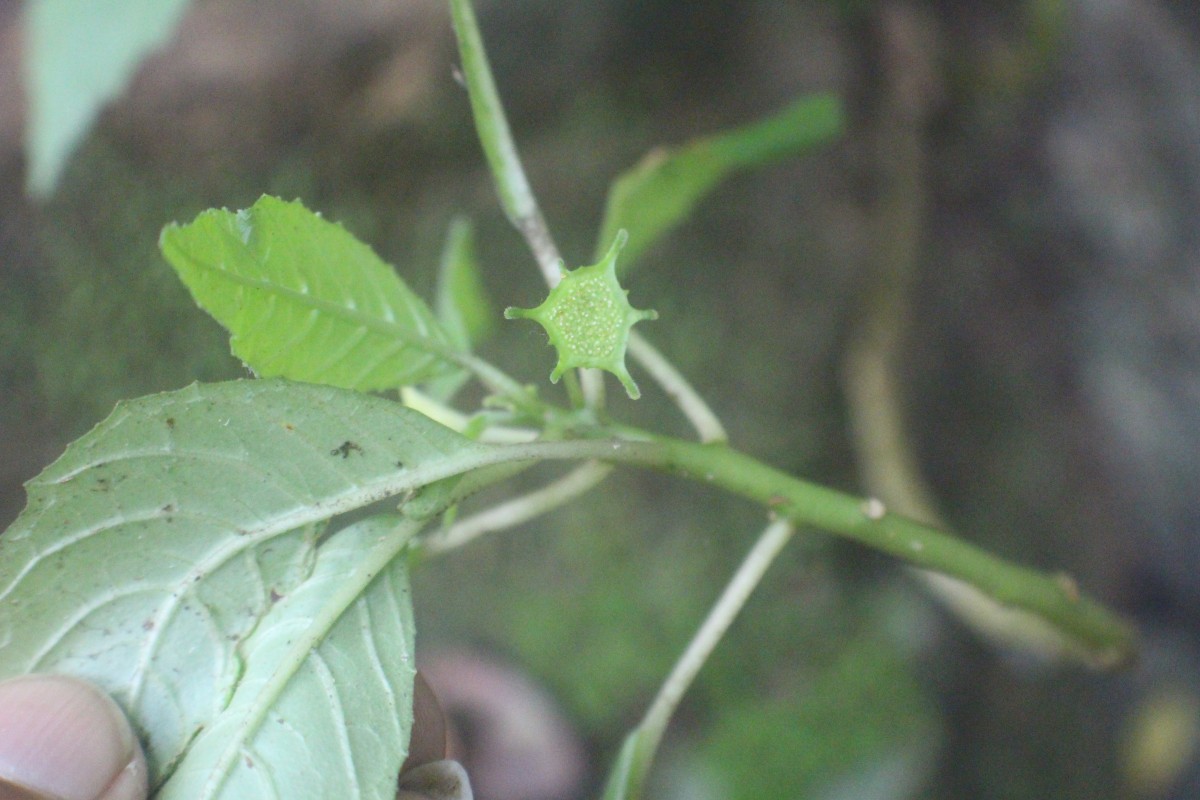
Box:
xmin=505 ymin=230 xmax=657 ymax=399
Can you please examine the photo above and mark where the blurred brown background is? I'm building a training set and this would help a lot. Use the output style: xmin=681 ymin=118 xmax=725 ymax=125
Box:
xmin=2 ymin=0 xmax=1199 ymax=798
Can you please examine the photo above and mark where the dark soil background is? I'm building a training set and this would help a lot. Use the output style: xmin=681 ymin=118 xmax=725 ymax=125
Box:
xmin=2 ymin=1 xmax=1200 ymax=798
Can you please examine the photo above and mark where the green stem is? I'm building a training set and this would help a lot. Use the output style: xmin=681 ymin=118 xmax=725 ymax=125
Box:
xmin=442 ymin=0 xmax=1132 ymax=668
xmin=448 ymin=0 xmax=606 ymax=412
xmin=448 ymin=350 xmax=531 ymax=405
xmin=608 ymin=518 xmax=795 ymax=800
xmin=497 ymin=436 xmax=1136 ymax=667
xmin=421 ymin=461 xmax=612 ymax=554
xmin=400 ymin=387 xmax=540 ymax=443
xmin=626 ymin=331 xmax=727 ymax=443
xmin=448 ymin=0 xmax=540 ymax=250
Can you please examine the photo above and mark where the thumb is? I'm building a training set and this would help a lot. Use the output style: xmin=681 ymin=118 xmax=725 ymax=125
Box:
xmin=0 ymin=675 xmax=148 ymax=800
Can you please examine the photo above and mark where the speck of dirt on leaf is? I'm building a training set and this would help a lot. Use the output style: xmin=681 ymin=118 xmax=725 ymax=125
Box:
xmin=332 ymin=441 xmax=364 ymax=458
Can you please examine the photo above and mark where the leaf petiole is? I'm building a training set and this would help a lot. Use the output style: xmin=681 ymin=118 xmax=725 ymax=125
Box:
xmin=418 ymin=460 xmax=613 ymax=555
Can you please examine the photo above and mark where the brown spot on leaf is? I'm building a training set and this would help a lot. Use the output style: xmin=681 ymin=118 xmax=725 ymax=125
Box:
xmin=331 ymin=440 xmax=363 ymax=458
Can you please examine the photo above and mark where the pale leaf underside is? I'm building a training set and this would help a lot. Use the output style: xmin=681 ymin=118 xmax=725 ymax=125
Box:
xmin=0 ymin=379 xmax=495 ymax=788
xmin=159 ymin=516 xmax=420 ymax=800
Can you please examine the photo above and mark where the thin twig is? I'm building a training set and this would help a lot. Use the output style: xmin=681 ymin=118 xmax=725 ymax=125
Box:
xmin=421 ymin=461 xmax=612 ymax=554
xmin=400 ymin=387 xmax=540 ymax=443
xmin=643 ymin=517 xmax=794 ymax=729
xmin=448 ymin=0 xmax=562 ymax=286
xmin=515 ymin=213 xmax=565 ymax=289
xmin=449 ymin=0 xmax=604 ymax=409
xmin=626 ymin=331 xmax=727 ymax=442
xmin=491 ymin=435 xmax=1137 ymax=666
xmin=616 ymin=518 xmax=796 ymax=799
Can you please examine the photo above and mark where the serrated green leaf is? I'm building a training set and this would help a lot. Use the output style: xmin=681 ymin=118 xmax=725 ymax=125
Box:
xmin=0 ymin=379 xmax=495 ymax=787
xmin=24 ymin=0 xmax=193 ymax=196
xmin=159 ymin=515 xmax=419 ymax=800
xmin=595 ymin=94 xmax=843 ymax=271
xmin=160 ymin=196 xmax=456 ymax=391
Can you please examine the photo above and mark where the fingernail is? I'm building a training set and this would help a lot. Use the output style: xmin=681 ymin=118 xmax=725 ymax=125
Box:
xmin=0 ymin=675 xmax=147 ymax=800
xmin=396 ymin=760 xmax=472 ymax=800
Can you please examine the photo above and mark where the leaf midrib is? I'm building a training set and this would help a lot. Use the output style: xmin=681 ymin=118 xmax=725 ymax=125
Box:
xmin=167 ymin=245 xmax=457 ymax=362
xmin=16 ymin=440 xmax=503 ymax=687
xmin=194 ymin=521 xmax=420 ymax=798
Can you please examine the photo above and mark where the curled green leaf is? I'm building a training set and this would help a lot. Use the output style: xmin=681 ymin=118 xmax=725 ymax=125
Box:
xmin=505 ymin=231 xmax=657 ymax=399
xmin=596 ymin=94 xmax=843 ymax=272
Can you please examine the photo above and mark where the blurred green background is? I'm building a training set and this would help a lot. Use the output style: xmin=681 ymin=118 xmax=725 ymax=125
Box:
xmin=3 ymin=1 xmax=1200 ymax=798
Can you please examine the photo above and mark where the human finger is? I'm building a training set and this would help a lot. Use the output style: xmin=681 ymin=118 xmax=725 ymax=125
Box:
xmin=0 ymin=675 xmax=147 ymax=800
